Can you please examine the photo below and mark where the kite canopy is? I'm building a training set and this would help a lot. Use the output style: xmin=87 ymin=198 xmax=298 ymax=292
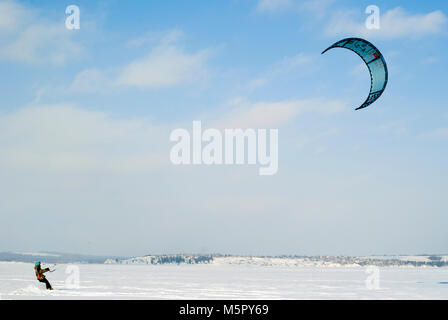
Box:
xmin=322 ymin=37 xmax=388 ymax=110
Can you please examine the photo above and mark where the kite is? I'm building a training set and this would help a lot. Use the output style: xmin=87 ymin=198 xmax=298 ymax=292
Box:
xmin=322 ymin=37 xmax=388 ymax=110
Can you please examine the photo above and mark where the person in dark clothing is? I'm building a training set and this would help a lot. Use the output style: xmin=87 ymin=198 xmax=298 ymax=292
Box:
xmin=34 ymin=261 xmax=53 ymax=290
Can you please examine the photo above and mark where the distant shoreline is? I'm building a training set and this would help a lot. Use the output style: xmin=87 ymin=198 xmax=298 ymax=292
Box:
xmin=1 ymin=252 xmax=448 ymax=267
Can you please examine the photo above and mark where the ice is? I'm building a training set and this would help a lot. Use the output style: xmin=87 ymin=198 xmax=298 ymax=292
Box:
xmin=1 ymin=262 xmax=448 ymax=299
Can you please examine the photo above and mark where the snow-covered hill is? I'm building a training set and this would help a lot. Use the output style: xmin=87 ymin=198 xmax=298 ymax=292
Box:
xmin=105 ymin=254 xmax=213 ymax=265
xmin=104 ymin=254 xmax=448 ymax=267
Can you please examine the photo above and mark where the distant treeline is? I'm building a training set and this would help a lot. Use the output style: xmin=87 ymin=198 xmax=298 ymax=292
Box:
xmin=147 ymin=255 xmax=213 ymax=265
xmin=3 ymin=252 xmax=448 ymax=267
xmin=106 ymin=254 xmax=214 ymax=265
xmin=295 ymin=255 xmax=448 ymax=267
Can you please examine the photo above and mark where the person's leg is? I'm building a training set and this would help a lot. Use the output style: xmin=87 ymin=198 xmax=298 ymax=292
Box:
xmin=45 ymin=278 xmax=52 ymax=290
xmin=41 ymin=278 xmax=52 ymax=290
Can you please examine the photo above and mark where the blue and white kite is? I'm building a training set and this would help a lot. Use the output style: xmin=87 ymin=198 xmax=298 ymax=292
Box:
xmin=322 ymin=37 xmax=388 ymax=110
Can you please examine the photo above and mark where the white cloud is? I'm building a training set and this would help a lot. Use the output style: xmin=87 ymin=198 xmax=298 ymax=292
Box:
xmin=71 ymin=30 xmax=209 ymax=91
xmin=0 ymin=97 xmax=346 ymax=176
xmin=116 ymin=44 xmax=208 ymax=89
xmin=0 ymin=0 xmax=29 ymax=32
xmin=0 ymin=1 xmax=83 ymax=65
xmin=1 ymin=23 xmax=83 ymax=65
xmin=224 ymin=100 xmax=303 ymax=128
xmin=0 ymin=105 xmax=168 ymax=173
xmin=216 ymin=98 xmax=347 ymax=129
xmin=326 ymin=7 xmax=448 ymax=39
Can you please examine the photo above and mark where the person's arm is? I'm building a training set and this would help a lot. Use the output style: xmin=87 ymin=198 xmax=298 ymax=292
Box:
xmin=41 ymin=268 xmax=50 ymax=274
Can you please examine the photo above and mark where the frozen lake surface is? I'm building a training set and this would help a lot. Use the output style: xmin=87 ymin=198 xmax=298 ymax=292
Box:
xmin=1 ymin=262 xmax=448 ymax=299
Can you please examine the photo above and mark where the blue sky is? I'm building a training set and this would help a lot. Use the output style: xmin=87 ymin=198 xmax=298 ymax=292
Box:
xmin=0 ymin=0 xmax=447 ymax=256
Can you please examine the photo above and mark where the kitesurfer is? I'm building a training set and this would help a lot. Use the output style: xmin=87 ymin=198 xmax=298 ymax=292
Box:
xmin=34 ymin=261 xmax=53 ymax=290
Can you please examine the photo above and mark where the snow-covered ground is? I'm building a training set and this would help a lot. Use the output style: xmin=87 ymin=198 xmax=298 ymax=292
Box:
xmin=1 ymin=262 xmax=448 ymax=299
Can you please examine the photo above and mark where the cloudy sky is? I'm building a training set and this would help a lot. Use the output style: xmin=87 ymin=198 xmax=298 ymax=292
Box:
xmin=0 ymin=0 xmax=447 ymax=256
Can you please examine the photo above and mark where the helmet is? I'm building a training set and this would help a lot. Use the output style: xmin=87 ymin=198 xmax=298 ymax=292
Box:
xmin=35 ymin=261 xmax=40 ymax=267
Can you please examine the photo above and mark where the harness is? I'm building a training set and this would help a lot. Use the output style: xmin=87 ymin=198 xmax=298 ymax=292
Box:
xmin=35 ymin=267 xmax=44 ymax=280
